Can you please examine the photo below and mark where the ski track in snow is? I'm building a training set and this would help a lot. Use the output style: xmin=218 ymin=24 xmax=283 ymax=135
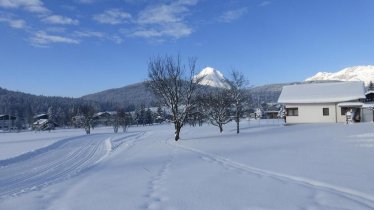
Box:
xmin=171 ymin=142 xmax=374 ymax=209
xmin=0 ymin=131 xmax=144 ymax=199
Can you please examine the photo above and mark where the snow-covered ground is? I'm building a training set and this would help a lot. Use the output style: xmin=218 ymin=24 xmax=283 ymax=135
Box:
xmin=0 ymin=127 xmax=116 ymax=160
xmin=1 ymin=120 xmax=374 ymax=210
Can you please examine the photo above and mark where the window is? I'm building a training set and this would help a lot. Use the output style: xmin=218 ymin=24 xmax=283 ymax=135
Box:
xmin=323 ymin=108 xmax=329 ymax=116
xmin=286 ymin=108 xmax=298 ymax=116
xmin=341 ymin=107 xmax=349 ymax=115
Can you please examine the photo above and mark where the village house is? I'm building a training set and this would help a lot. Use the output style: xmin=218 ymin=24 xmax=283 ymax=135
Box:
xmin=93 ymin=111 xmax=117 ymax=126
xmin=277 ymin=81 xmax=370 ymax=124
xmin=0 ymin=114 xmax=17 ymax=131
xmin=32 ymin=113 xmax=58 ymax=131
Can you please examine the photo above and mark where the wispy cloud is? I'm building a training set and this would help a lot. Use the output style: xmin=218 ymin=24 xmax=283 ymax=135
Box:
xmin=0 ymin=0 xmax=49 ymax=14
xmin=137 ymin=4 xmax=185 ymax=24
xmin=0 ymin=13 xmax=26 ymax=29
xmin=220 ymin=7 xmax=248 ymax=23
xmin=259 ymin=1 xmax=271 ymax=7
xmin=110 ymin=35 xmax=123 ymax=44
xmin=76 ymin=0 xmax=96 ymax=4
xmin=130 ymin=0 xmax=197 ymax=39
xmin=131 ymin=22 xmax=192 ymax=39
xmin=45 ymin=27 xmax=67 ymax=33
xmin=30 ymin=31 xmax=80 ymax=46
xmin=73 ymin=30 xmax=104 ymax=38
xmin=93 ymin=9 xmax=132 ymax=25
xmin=1 ymin=0 xmax=199 ymax=46
xmin=73 ymin=30 xmax=123 ymax=44
xmin=94 ymin=1 xmax=197 ymax=40
xmin=42 ymin=15 xmax=79 ymax=25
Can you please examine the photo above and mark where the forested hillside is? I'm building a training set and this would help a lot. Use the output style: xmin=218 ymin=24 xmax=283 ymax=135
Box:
xmin=1 ymin=81 xmax=332 ymax=127
xmin=0 ymin=87 xmax=102 ymax=126
xmin=81 ymin=82 xmax=157 ymax=108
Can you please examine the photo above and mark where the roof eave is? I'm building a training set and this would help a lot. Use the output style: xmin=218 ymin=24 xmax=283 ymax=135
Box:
xmin=278 ymin=97 xmax=366 ymax=104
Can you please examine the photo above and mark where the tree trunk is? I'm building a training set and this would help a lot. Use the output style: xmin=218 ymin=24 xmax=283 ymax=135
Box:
xmin=175 ymin=126 xmax=181 ymax=141
xmin=175 ymin=122 xmax=181 ymax=141
xmin=219 ymin=124 xmax=223 ymax=133
xmin=85 ymin=126 xmax=90 ymax=134
xmin=236 ymin=120 xmax=239 ymax=134
xmin=235 ymin=107 xmax=240 ymax=134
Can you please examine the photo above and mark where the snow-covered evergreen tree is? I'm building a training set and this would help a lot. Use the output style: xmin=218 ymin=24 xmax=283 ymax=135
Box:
xmin=277 ymin=106 xmax=286 ymax=123
xmin=47 ymin=106 xmax=55 ymax=131
xmin=140 ymin=105 xmax=146 ymax=126
xmin=255 ymin=108 xmax=263 ymax=119
xmin=145 ymin=108 xmax=153 ymax=125
xmin=369 ymin=81 xmax=374 ymax=91
xmin=15 ymin=111 xmax=23 ymax=132
xmin=156 ymin=105 xmax=165 ymax=123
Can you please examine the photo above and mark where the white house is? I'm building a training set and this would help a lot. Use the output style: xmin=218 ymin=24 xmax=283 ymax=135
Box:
xmin=278 ymin=81 xmax=367 ymax=124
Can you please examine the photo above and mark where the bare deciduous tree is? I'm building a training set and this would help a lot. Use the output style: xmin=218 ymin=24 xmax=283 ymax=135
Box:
xmin=112 ymin=112 xmax=119 ymax=133
xmin=147 ymin=55 xmax=203 ymax=141
xmin=199 ymin=90 xmax=232 ymax=133
xmin=228 ymin=70 xmax=248 ymax=134
xmin=117 ymin=108 xmax=129 ymax=132
xmin=80 ymin=105 xmax=96 ymax=134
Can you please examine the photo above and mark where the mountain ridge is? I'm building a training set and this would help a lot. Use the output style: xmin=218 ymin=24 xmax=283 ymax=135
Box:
xmin=194 ymin=67 xmax=230 ymax=89
xmin=305 ymin=65 xmax=374 ymax=85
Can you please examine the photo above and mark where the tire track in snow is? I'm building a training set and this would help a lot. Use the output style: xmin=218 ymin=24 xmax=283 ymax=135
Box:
xmin=172 ymin=143 xmax=374 ymax=209
xmin=0 ymin=132 xmax=145 ymax=198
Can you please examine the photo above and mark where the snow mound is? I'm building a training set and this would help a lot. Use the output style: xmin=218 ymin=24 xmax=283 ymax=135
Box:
xmin=194 ymin=67 xmax=230 ymax=89
xmin=305 ymin=65 xmax=374 ymax=85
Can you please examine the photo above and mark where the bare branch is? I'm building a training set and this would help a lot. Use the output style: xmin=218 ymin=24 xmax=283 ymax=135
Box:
xmin=146 ymin=54 xmax=201 ymax=141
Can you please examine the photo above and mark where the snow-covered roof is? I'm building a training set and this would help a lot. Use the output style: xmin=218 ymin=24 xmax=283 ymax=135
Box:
xmin=337 ymin=102 xmax=364 ymax=107
xmin=33 ymin=119 xmax=48 ymax=125
xmin=0 ymin=115 xmax=16 ymax=120
xmin=363 ymin=102 xmax=374 ymax=108
xmin=33 ymin=114 xmax=48 ymax=119
xmin=94 ymin=112 xmax=110 ymax=117
xmin=278 ymin=81 xmax=366 ymax=104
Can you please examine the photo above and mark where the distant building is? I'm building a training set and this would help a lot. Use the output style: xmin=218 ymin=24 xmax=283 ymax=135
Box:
xmin=32 ymin=113 xmax=57 ymax=131
xmin=93 ymin=111 xmax=117 ymax=126
xmin=365 ymin=90 xmax=374 ymax=102
xmin=264 ymin=111 xmax=279 ymax=119
xmin=0 ymin=114 xmax=16 ymax=131
xmin=278 ymin=81 xmax=369 ymax=124
xmin=33 ymin=113 xmax=49 ymax=120
xmin=263 ymin=103 xmax=282 ymax=119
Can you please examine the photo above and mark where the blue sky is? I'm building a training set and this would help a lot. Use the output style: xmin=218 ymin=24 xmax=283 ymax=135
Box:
xmin=1 ymin=0 xmax=374 ymax=97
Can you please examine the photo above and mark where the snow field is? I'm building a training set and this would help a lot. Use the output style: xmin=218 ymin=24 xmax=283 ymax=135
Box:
xmin=0 ymin=127 xmax=116 ymax=160
xmin=1 ymin=121 xmax=374 ymax=209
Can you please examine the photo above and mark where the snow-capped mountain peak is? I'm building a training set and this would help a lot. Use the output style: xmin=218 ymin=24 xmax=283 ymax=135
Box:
xmin=194 ymin=67 xmax=230 ymax=89
xmin=305 ymin=65 xmax=374 ymax=85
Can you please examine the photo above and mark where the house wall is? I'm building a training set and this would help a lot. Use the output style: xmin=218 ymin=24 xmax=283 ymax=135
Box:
xmin=0 ymin=119 xmax=15 ymax=130
xmin=336 ymin=107 xmax=347 ymax=123
xmin=362 ymin=109 xmax=373 ymax=122
xmin=286 ymin=103 xmax=343 ymax=124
